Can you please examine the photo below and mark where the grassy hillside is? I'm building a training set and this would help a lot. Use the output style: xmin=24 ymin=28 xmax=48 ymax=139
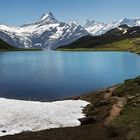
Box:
xmin=111 ymin=77 xmax=140 ymax=139
xmin=57 ymin=38 xmax=140 ymax=54
xmin=93 ymin=38 xmax=140 ymax=53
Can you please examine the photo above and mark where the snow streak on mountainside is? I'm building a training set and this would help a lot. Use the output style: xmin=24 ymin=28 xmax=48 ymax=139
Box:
xmin=0 ymin=12 xmax=90 ymax=49
xmin=84 ymin=18 xmax=140 ymax=35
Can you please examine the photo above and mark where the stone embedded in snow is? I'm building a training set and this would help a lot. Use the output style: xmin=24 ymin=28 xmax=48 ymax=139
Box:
xmin=0 ymin=98 xmax=89 ymax=137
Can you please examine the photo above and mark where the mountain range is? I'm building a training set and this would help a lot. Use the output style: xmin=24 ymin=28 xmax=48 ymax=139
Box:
xmin=1 ymin=12 xmax=140 ymax=49
xmin=84 ymin=18 xmax=140 ymax=35
xmin=0 ymin=12 xmax=89 ymax=50
xmin=57 ymin=24 xmax=140 ymax=53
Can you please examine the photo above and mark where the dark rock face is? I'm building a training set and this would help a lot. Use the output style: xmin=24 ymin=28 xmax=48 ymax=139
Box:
xmin=79 ymin=117 xmax=96 ymax=125
xmin=0 ymin=37 xmax=15 ymax=50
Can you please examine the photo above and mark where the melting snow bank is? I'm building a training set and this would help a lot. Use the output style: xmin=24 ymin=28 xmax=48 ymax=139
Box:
xmin=0 ymin=98 xmax=89 ymax=137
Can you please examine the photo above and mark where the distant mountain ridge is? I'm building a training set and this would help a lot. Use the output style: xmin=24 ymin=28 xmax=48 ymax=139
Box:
xmin=1 ymin=12 xmax=140 ymax=49
xmin=84 ymin=18 xmax=140 ymax=35
xmin=58 ymin=24 xmax=140 ymax=50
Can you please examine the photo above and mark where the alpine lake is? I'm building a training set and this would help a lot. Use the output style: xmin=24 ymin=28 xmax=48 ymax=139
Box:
xmin=0 ymin=51 xmax=140 ymax=101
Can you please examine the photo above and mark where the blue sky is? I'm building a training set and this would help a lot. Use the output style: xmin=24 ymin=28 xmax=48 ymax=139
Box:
xmin=0 ymin=0 xmax=140 ymax=26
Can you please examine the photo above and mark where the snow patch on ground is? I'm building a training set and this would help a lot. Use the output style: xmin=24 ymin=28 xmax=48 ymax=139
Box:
xmin=0 ymin=98 xmax=89 ymax=137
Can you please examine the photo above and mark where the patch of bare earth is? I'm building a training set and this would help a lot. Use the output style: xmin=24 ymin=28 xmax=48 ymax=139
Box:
xmin=104 ymin=96 xmax=127 ymax=126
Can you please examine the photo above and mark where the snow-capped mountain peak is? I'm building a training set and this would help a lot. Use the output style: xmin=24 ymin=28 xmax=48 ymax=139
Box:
xmin=83 ymin=19 xmax=103 ymax=28
xmin=40 ymin=12 xmax=54 ymax=20
xmin=84 ymin=18 xmax=140 ymax=35
xmin=68 ymin=21 xmax=80 ymax=27
xmin=20 ymin=12 xmax=58 ymax=27
xmin=115 ymin=18 xmax=139 ymax=26
xmin=40 ymin=11 xmax=58 ymax=23
xmin=119 ymin=18 xmax=130 ymax=23
xmin=83 ymin=19 xmax=106 ymax=35
xmin=84 ymin=19 xmax=92 ymax=28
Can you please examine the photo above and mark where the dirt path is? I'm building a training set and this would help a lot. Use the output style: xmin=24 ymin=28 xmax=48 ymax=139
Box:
xmin=103 ymin=86 xmax=118 ymax=99
xmin=103 ymin=96 xmax=127 ymax=126
xmin=97 ymin=85 xmax=128 ymax=126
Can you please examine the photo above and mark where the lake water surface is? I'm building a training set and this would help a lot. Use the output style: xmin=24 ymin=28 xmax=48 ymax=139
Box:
xmin=0 ymin=51 xmax=140 ymax=101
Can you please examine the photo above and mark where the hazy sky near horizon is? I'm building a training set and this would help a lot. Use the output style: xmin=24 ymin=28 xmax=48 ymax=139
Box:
xmin=0 ymin=0 xmax=140 ymax=26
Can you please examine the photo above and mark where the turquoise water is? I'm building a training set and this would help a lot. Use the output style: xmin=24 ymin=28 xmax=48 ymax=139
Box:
xmin=0 ymin=51 xmax=140 ymax=101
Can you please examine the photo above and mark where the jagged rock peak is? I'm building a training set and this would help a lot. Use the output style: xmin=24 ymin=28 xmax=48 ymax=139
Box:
xmin=40 ymin=11 xmax=58 ymax=23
